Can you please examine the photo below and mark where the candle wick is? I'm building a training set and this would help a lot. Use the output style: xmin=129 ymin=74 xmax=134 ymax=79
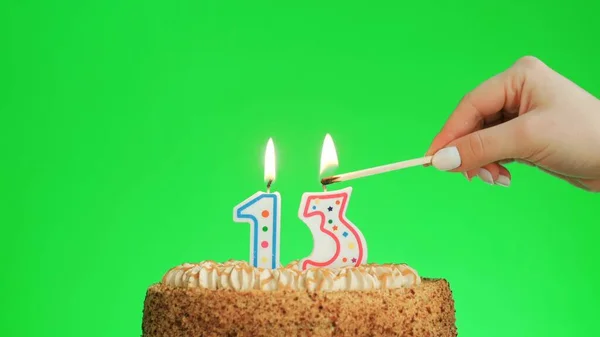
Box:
xmin=266 ymin=180 xmax=273 ymax=193
xmin=322 ymin=184 xmax=327 ymax=192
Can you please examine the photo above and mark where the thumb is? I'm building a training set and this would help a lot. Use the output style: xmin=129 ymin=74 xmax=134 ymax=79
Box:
xmin=431 ymin=118 xmax=528 ymax=172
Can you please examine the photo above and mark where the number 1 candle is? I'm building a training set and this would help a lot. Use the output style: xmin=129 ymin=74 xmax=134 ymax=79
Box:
xmin=233 ymin=138 xmax=281 ymax=269
xmin=298 ymin=134 xmax=368 ymax=270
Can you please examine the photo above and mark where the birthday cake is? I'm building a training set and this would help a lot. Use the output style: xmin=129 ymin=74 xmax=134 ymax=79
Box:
xmin=142 ymin=137 xmax=457 ymax=336
xmin=141 ymin=188 xmax=457 ymax=336
xmin=141 ymin=260 xmax=456 ymax=336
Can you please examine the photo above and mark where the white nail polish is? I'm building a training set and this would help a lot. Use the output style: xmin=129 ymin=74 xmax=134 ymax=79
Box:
xmin=495 ymin=175 xmax=511 ymax=187
xmin=431 ymin=147 xmax=461 ymax=171
xmin=478 ymin=168 xmax=494 ymax=185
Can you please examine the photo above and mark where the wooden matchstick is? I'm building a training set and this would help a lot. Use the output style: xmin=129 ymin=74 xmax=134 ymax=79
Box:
xmin=320 ymin=156 xmax=433 ymax=185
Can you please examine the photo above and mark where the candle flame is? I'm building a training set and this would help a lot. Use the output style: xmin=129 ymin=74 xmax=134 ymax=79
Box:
xmin=264 ymin=137 xmax=276 ymax=183
xmin=319 ymin=133 xmax=339 ymax=177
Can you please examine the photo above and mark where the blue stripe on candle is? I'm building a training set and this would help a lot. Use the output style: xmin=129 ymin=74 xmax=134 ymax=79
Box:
xmin=270 ymin=194 xmax=278 ymax=269
xmin=235 ymin=197 xmax=260 ymax=267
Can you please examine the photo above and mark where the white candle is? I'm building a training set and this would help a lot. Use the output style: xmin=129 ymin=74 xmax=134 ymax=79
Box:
xmin=298 ymin=134 xmax=368 ymax=270
xmin=233 ymin=138 xmax=281 ymax=269
xmin=298 ymin=186 xmax=367 ymax=269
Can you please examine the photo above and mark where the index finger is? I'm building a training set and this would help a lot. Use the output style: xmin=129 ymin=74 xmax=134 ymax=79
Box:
xmin=425 ymin=69 xmax=516 ymax=156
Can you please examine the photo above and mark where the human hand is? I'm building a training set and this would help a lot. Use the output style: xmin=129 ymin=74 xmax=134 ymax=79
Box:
xmin=426 ymin=56 xmax=600 ymax=192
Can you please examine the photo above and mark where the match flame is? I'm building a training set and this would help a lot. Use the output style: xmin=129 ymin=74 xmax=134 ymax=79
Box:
xmin=264 ymin=138 xmax=276 ymax=183
xmin=319 ymin=133 xmax=339 ymax=176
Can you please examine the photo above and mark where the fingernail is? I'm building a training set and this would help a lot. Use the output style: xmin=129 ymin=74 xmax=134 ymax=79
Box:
xmin=495 ymin=175 xmax=511 ymax=187
xmin=431 ymin=147 xmax=461 ymax=171
xmin=462 ymin=172 xmax=472 ymax=181
xmin=478 ymin=168 xmax=494 ymax=185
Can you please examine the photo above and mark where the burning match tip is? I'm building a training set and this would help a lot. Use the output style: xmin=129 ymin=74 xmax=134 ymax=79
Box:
xmin=320 ymin=176 xmax=340 ymax=186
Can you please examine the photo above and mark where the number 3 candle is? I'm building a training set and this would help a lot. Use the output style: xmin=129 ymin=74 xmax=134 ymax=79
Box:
xmin=298 ymin=134 xmax=368 ymax=270
xmin=233 ymin=138 xmax=281 ymax=269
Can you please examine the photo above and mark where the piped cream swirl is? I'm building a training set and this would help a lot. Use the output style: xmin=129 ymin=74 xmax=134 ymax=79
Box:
xmin=162 ymin=260 xmax=420 ymax=292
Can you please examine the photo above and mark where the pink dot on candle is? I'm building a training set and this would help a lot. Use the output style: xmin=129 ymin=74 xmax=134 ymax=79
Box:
xmin=261 ymin=241 xmax=269 ymax=248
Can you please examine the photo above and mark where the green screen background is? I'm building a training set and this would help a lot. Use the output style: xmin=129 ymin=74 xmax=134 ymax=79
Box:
xmin=2 ymin=1 xmax=599 ymax=336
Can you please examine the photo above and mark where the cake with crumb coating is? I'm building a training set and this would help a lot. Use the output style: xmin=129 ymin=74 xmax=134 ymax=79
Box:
xmin=142 ymin=260 xmax=457 ymax=337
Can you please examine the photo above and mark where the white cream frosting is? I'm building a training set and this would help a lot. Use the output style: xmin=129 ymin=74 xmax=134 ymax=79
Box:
xmin=162 ymin=260 xmax=421 ymax=292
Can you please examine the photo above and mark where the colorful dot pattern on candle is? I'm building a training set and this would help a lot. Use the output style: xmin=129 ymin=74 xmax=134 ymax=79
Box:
xmin=298 ymin=187 xmax=367 ymax=270
xmin=234 ymin=191 xmax=281 ymax=269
